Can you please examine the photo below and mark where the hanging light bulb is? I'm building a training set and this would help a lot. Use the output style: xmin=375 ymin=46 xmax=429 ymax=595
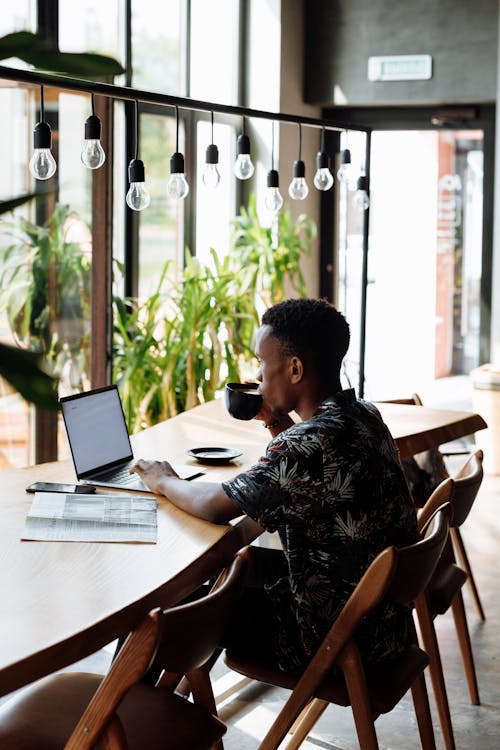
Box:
xmin=29 ymin=85 xmax=57 ymax=180
xmin=167 ymin=106 xmax=189 ymax=200
xmin=337 ymin=148 xmax=354 ymax=186
xmin=313 ymin=127 xmax=334 ymax=191
xmin=126 ymin=100 xmax=150 ymax=211
xmin=288 ymin=123 xmax=309 ymax=200
xmin=265 ymin=122 xmax=283 ymax=213
xmin=234 ymin=116 xmax=254 ymax=180
xmin=202 ymin=111 xmax=220 ymax=190
xmin=81 ymin=93 xmax=105 ymax=169
xmin=266 ymin=169 xmax=283 ymax=213
xmin=353 ymin=175 xmax=370 ymax=210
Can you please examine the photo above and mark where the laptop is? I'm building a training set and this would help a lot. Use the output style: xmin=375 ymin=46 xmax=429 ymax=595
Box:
xmin=60 ymin=385 xmax=204 ymax=492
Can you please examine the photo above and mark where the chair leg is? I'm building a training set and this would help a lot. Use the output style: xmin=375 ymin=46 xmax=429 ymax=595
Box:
xmin=186 ymin=668 xmax=224 ymax=750
xmin=411 ymin=672 xmax=437 ymax=750
xmin=451 ymin=527 xmax=486 ymax=621
xmin=415 ymin=596 xmax=456 ymax=750
xmin=451 ymin=591 xmax=480 ymax=705
xmin=285 ymin=699 xmax=329 ymax=750
xmin=342 ymin=649 xmax=379 ymax=750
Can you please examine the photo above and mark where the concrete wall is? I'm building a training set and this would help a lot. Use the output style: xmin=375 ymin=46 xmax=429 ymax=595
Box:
xmin=305 ymin=0 xmax=498 ymax=107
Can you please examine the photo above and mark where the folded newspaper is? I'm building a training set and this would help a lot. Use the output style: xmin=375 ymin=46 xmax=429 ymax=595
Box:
xmin=22 ymin=492 xmax=157 ymax=543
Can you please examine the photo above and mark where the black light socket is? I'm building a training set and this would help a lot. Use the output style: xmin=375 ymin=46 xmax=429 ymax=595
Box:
xmin=340 ymin=148 xmax=351 ymax=165
xmin=292 ymin=159 xmax=305 ymax=178
xmin=316 ymin=151 xmax=330 ymax=170
xmin=84 ymin=114 xmax=102 ymax=140
xmin=33 ymin=121 xmax=52 ymax=149
xmin=205 ymin=143 xmax=219 ymax=164
xmin=267 ymin=169 xmax=279 ymax=188
xmin=237 ymin=133 xmax=251 ymax=155
xmin=128 ymin=158 xmax=145 ymax=183
xmin=170 ymin=152 xmax=185 ymax=174
xmin=357 ymin=175 xmax=369 ymax=191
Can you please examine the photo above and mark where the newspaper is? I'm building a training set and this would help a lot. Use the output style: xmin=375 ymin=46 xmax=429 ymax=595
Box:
xmin=22 ymin=492 xmax=157 ymax=543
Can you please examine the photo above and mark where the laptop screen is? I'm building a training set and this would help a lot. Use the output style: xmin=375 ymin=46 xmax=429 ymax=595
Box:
xmin=61 ymin=386 xmax=133 ymax=477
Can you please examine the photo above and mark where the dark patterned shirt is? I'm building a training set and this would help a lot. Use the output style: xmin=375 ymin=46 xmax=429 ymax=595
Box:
xmin=222 ymin=389 xmax=419 ymax=673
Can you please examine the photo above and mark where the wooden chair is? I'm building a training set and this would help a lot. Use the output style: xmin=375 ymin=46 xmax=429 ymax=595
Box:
xmin=417 ymin=472 xmax=481 ymax=708
xmin=383 ymin=395 xmax=485 ymax=620
xmin=224 ymin=507 xmax=452 ymax=750
xmin=0 ymin=546 xmax=251 ymax=750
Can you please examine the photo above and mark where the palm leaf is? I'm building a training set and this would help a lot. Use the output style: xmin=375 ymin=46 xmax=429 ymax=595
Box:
xmin=0 ymin=341 xmax=57 ymax=411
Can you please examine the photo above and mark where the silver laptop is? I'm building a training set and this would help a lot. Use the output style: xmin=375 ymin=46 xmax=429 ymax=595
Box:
xmin=60 ymin=385 xmax=203 ymax=492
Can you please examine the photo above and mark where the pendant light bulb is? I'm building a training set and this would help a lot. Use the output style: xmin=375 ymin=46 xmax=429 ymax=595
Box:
xmin=313 ymin=151 xmax=334 ymax=191
xmin=202 ymin=143 xmax=220 ymax=190
xmin=353 ymin=175 xmax=370 ymax=210
xmin=234 ymin=133 xmax=254 ymax=180
xmin=167 ymin=152 xmax=189 ymax=200
xmin=337 ymin=148 xmax=354 ymax=186
xmin=81 ymin=113 xmax=105 ymax=169
xmin=265 ymin=169 xmax=283 ymax=213
xmin=288 ymin=159 xmax=309 ymax=200
xmin=126 ymin=159 xmax=150 ymax=211
xmin=30 ymin=86 xmax=57 ymax=181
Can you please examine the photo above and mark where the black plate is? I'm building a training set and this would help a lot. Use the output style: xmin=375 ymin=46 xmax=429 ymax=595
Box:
xmin=187 ymin=447 xmax=242 ymax=465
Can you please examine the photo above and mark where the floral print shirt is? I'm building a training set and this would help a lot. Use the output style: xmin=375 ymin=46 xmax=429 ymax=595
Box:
xmin=222 ymin=389 xmax=419 ymax=673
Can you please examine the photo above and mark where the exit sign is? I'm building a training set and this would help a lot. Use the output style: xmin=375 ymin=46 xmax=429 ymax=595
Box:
xmin=368 ymin=55 xmax=433 ymax=81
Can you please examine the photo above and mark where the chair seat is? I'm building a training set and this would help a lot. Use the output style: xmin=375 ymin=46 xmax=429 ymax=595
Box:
xmin=225 ymin=642 xmax=429 ymax=716
xmin=428 ymin=563 xmax=467 ymax=615
xmin=0 ymin=672 xmax=226 ymax=750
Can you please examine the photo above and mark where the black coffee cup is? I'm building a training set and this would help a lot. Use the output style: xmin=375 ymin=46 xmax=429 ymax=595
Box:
xmin=225 ymin=382 xmax=263 ymax=420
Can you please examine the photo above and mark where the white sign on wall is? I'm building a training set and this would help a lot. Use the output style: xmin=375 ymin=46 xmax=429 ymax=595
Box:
xmin=368 ymin=55 xmax=433 ymax=81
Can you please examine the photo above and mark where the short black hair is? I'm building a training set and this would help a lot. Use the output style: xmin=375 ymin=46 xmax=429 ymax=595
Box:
xmin=261 ymin=298 xmax=350 ymax=387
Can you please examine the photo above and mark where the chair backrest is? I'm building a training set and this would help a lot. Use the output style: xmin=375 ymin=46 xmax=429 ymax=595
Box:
xmin=66 ymin=608 xmax=163 ymax=749
xmin=417 ymin=476 xmax=455 ymax=532
xmin=380 ymin=394 xmax=423 ymax=406
xmin=282 ymin=505 xmax=451 ymax=695
xmin=389 ymin=503 xmax=452 ymax=606
xmin=152 ymin=546 xmax=251 ymax=674
xmin=451 ymin=449 xmax=483 ymax=527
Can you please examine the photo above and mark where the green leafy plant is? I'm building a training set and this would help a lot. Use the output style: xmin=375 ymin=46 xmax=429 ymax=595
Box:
xmin=230 ymin=193 xmax=317 ymax=304
xmin=0 ymin=341 xmax=57 ymax=411
xmin=0 ymin=31 xmax=124 ymax=77
xmin=113 ymin=251 xmax=258 ymax=432
xmin=0 ymin=204 xmax=91 ymax=380
xmin=113 ymin=197 xmax=316 ymax=431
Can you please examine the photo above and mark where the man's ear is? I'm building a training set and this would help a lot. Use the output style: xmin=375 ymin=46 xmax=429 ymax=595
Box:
xmin=289 ymin=356 xmax=304 ymax=384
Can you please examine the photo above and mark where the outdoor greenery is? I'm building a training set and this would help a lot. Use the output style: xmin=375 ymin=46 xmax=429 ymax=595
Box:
xmin=0 ymin=204 xmax=91 ymax=390
xmin=113 ymin=197 xmax=316 ymax=432
xmin=0 ymin=30 xmax=123 ymax=409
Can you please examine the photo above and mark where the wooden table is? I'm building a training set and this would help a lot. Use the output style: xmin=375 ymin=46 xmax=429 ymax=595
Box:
xmin=0 ymin=397 xmax=486 ymax=698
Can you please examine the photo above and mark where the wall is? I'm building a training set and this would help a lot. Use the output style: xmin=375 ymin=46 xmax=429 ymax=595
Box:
xmin=304 ymin=0 xmax=498 ymax=107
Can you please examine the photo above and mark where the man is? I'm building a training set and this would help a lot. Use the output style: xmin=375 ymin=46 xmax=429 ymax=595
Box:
xmin=132 ymin=298 xmax=419 ymax=673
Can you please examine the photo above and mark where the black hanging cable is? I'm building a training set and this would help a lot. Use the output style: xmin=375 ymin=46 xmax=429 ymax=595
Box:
xmin=298 ymin=121 xmax=302 ymax=161
xmin=91 ymin=92 xmax=95 ymax=117
xmin=271 ymin=120 xmax=275 ymax=170
xmin=242 ymin=115 xmax=246 ymax=135
xmin=40 ymin=84 xmax=45 ymax=122
xmin=134 ymin=99 xmax=139 ymax=160
xmin=210 ymin=110 xmax=214 ymax=144
xmin=321 ymin=125 xmax=326 ymax=152
xmin=175 ymin=104 xmax=179 ymax=151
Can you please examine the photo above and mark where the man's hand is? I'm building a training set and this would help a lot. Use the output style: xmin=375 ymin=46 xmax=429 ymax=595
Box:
xmin=130 ymin=459 xmax=179 ymax=495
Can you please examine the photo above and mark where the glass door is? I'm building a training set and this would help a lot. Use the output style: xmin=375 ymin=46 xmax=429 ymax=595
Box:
xmin=337 ymin=123 xmax=489 ymax=402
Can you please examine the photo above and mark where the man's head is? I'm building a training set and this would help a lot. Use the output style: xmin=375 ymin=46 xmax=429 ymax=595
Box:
xmin=256 ymin=298 xmax=350 ymax=414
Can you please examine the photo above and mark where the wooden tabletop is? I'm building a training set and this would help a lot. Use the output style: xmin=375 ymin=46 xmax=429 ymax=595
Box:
xmin=0 ymin=396 xmax=486 ymax=698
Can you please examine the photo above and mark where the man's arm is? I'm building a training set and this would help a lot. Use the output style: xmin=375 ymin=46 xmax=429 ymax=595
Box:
xmin=131 ymin=459 xmax=241 ymax=524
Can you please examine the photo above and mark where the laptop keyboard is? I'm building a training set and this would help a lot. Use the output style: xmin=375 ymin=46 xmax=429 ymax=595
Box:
xmin=94 ymin=462 xmax=136 ymax=483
